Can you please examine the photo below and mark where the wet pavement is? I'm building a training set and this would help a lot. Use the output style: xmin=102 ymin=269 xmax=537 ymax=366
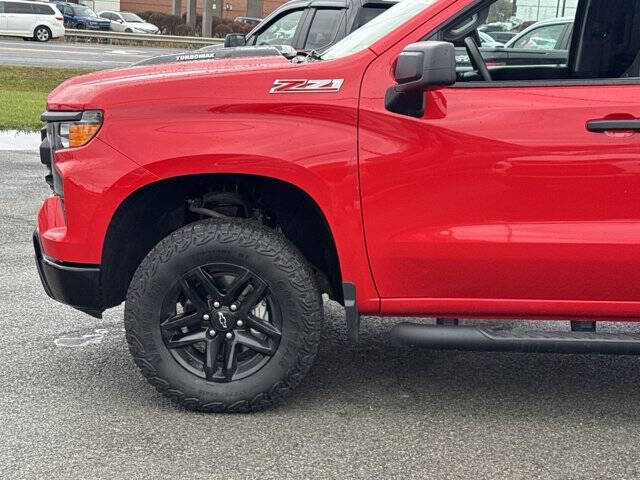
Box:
xmin=0 ymin=130 xmax=40 ymax=150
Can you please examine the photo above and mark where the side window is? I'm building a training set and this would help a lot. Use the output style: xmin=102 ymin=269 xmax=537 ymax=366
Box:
xmin=354 ymin=6 xmax=387 ymax=30
xmin=63 ymin=6 xmax=73 ymax=16
xmin=560 ymin=26 xmax=573 ymax=50
xmin=0 ymin=2 xmax=4 ymax=14
xmin=512 ymin=23 xmax=567 ymax=50
xmin=444 ymin=0 xmax=640 ymax=84
xmin=5 ymin=2 xmax=34 ymax=14
xmin=252 ymin=10 xmax=304 ymax=46
xmin=34 ymin=4 xmax=55 ymax=15
xmin=304 ymin=9 xmax=344 ymax=51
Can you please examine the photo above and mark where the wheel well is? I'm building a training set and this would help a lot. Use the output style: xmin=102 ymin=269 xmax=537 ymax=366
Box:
xmin=101 ymin=174 xmax=343 ymax=309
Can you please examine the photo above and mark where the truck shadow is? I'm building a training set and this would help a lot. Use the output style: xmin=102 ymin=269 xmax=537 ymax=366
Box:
xmin=295 ymin=301 xmax=640 ymax=420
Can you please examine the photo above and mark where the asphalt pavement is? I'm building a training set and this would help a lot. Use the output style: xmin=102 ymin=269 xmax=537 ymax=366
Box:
xmin=3 ymin=140 xmax=640 ymax=479
xmin=0 ymin=37 xmax=185 ymax=69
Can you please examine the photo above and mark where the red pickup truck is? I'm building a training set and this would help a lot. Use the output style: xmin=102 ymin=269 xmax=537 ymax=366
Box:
xmin=35 ymin=0 xmax=640 ymax=412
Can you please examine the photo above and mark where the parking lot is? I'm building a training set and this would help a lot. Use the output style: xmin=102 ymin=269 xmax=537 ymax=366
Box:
xmin=1 ymin=143 xmax=640 ymax=479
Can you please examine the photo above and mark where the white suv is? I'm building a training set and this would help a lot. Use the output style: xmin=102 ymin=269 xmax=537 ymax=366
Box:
xmin=0 ymin=0 xmax=64 ymax=42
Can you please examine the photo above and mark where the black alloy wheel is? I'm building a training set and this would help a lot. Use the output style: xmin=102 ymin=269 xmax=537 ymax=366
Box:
xmin=162 ymin=263 xmax=282 ymax=382
xmin=124 ymin=219 xmax=324 ymax=412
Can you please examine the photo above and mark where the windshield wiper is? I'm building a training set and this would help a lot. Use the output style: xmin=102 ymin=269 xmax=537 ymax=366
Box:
xmin=305 ymin=49 xmax=323 ymax=62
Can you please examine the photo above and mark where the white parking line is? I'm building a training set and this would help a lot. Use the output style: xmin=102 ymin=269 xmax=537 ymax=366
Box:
xmin=0 ymin=45 xmax=149 ymax=57
xmin=0 ymin=40 xmax=178 ymax=54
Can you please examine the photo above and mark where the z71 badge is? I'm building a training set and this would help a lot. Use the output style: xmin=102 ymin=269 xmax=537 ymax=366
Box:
xmin=270 ymin=79 xmax=344 ymax=94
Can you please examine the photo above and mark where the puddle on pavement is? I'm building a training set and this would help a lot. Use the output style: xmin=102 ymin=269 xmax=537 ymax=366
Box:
xmin=54 ymin=328 xmax=124 ymax=348
xmin=0 ymin=129 xmax=40 ymax=150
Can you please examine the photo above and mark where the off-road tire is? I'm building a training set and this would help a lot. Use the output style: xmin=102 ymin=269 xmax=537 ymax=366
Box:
xmin=124 ymin=219 xmax=323 ymax=412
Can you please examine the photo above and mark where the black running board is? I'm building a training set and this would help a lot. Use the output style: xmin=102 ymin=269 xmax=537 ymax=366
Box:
xmin=391 ymin=323 xmax=640 ymax=355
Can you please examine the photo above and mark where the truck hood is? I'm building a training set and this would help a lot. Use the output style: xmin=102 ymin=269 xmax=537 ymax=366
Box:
xmin=132 ymin=45 xmax=297 ymax=67
xmin=46 ymin=55 xmax=293 ymax=110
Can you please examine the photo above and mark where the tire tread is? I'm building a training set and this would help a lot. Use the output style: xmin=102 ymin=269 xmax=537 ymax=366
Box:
xmin=124 ymin=219 xmax=322 ymax=413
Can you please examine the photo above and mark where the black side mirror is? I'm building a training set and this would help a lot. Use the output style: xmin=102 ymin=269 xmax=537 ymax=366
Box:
xmin=224 ymin=34 xmax=247 ymax=48
xmin=385 ymin=41 xmax=456 ymax=118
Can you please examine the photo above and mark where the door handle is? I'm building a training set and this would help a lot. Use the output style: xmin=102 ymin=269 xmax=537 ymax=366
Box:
xmin=587 ymin=119 xmax=640 ymax=132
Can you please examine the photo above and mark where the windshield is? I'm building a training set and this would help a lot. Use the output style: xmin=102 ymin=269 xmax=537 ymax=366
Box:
xmin=322 ymin=0 xmax=437 ymax=60
xmin=121 ymin=13 xmax=144 ymax=22
xmin=73 ymin=6 xmax=97 ymax=17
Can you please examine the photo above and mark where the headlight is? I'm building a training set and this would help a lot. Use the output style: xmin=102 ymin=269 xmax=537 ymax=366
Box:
xmin=55 ymin=110 xmax=103 ymax=149
xmin=41 ymin=110 xmax=103 ymax=197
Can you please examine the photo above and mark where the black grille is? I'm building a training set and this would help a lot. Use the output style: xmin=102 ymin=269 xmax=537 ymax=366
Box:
xmin=39 ymin=127 xmax=53 ymax=188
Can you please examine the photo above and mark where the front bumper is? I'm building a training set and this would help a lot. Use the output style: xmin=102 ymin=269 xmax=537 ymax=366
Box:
xmin=33 ymin=231 xmax=103 ymax=318
xmin=87 ymin=23 xmax=111 ymax=31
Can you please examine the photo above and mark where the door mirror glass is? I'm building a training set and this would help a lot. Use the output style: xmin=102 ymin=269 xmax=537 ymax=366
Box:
xmin=224 ymin=33 xmax=247 ymax=47
xmin=385 ymin=41 xmax=456 ymax=118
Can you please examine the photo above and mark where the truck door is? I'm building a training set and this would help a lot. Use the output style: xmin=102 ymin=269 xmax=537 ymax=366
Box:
xmin=359 ymin=0 xmax=640 ymax=314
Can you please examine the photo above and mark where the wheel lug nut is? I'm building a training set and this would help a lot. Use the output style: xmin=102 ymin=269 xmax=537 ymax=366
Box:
xmin=236 ymin=320 xmax=244 ymax=327
xmin=230 ymin=304 xmax=237 ymax=311
xmin=225 ymin=332 xmax=233 ymax=340
xmin=213 ymin=301 xmax=220 ymax=309
xmin=202 ymin=314 xmax=210 ymax=321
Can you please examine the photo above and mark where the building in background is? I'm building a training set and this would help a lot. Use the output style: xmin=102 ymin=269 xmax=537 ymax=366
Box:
xmin=117 ymin=0 xmax=288 ymax=19
xmin=79 ymin=0 xmax=122 ymax=12
xmin=515 ymin=0 xmax=578 ymax=22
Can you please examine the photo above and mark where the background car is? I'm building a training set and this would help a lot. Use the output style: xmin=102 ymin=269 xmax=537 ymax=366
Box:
xmin=54 ymin=2 xmax=110 ymax=30
xmin=233 ymin=16 xmax=261 ymax=27
xmin=0 ymin=0 xmax=64 ymax=42
xmin=135 ymin=0 xmax=398 ymax=67
xmin=479 ymin=30 xmax=503 ymax=47
xmin=98 ymin=11 xmax=159 ymax=34
xmin=222 ymin=0 xmax=398 ymax=53
xmin=504 ymin=17 xmax=573 ymax=50
xmin=482 ymin=30 xmax=516 ymax=43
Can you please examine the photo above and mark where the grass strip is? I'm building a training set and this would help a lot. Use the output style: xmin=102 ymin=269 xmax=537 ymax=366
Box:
xmin=0 ymin=66 xmax=94 ymax=130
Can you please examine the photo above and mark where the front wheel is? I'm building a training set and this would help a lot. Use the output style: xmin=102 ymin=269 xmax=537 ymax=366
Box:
xmin=124 ymin=219 xmax=323 ymax=412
